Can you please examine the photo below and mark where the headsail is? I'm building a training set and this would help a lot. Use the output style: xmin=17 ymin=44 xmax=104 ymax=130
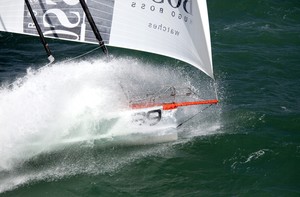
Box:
xmin=0 ymin=0 xmax=214 ymax=78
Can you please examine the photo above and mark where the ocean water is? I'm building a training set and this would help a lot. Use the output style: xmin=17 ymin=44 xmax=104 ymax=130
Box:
xmin=0 ymin=0 xmax=300 ymax=196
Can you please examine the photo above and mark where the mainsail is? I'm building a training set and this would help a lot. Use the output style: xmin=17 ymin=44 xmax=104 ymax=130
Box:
xmin=0 ymin=0 xmax=214 ymax=79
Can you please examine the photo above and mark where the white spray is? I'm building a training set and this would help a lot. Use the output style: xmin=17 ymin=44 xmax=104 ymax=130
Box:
xmin=0 ymin=57 xmax=220 ymax=193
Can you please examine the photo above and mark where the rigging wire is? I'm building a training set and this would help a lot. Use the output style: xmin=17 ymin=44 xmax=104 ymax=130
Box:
xmin=60 ymin=46 xmax=101 ymax=64
xmin=176 ymin=104 xmax=213 ymax=128
xmin=213 ymin=80 xmax=219 ymax=102
xmin=175 ymin=79 xmax=219 ymax=128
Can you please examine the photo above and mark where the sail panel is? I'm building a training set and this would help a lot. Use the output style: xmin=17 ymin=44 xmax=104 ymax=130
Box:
xmin=0 ymin=0 xmax=24 ymax=34
xmin=110 ymin=0 xmax=214 ymax=78
xmin=0 ymin=0 xmax=214 ymax=78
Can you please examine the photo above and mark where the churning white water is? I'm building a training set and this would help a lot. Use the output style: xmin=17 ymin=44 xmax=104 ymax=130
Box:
xmin=0 ymin=57 xmax=192 ymax=170
xmin=0 ymin=57 xmax=220 ymax=193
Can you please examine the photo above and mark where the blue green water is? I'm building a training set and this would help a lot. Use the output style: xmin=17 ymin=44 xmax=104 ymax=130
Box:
xmin=1 ymin=0 xmax=300 ymax=196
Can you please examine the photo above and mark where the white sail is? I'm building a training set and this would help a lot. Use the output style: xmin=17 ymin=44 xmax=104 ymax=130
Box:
xmin=0 ymin=0 xmax=214 ymax=78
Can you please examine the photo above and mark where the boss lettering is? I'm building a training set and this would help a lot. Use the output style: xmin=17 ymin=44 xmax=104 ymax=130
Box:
xmin=168 ymin=0 xmax=181 ymax=8
xmin=131 ymin=1 xmax=192 ymax=24
xmin=151 ymin=0 xmax=192 ymax=15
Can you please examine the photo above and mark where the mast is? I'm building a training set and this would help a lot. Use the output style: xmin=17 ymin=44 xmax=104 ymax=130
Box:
xmin=79 ymin=0 xmax=108 ymax=56
xmin=24 ymin=0 xmax=54 ymax=64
